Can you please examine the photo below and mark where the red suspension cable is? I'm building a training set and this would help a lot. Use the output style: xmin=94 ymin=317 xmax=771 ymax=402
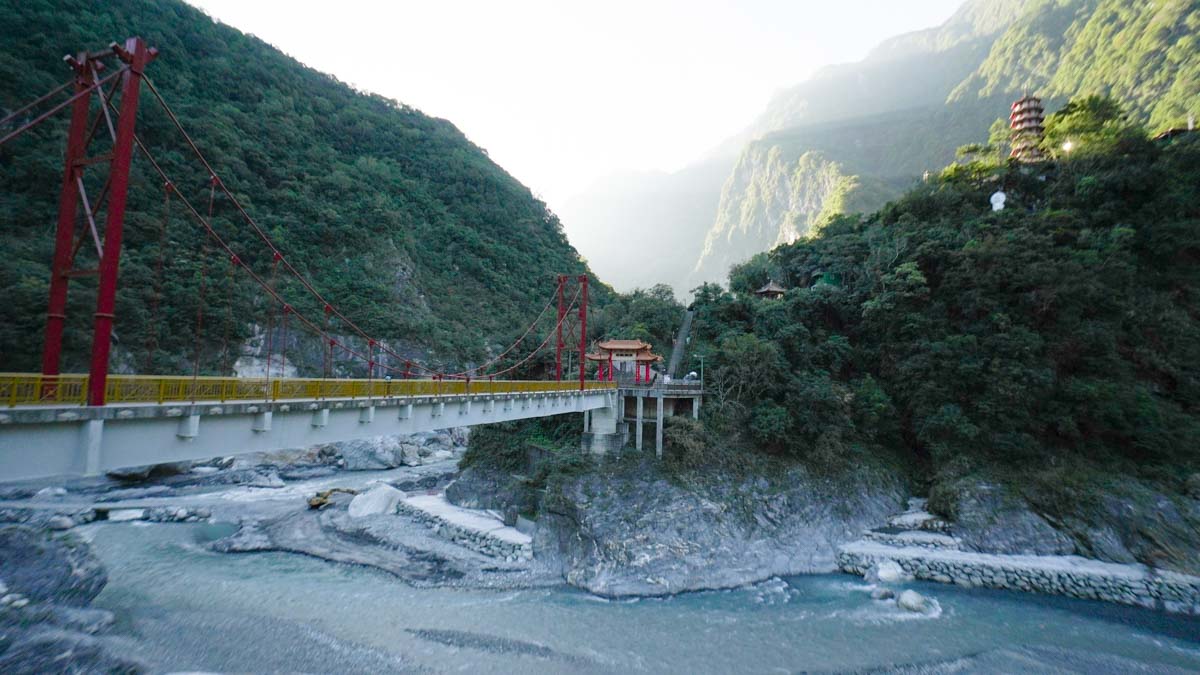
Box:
xmin=0 ymin=77 xmax=74 ymax=127
xmin=0 ymin=67 xmax=125 ymax=147
xmin=134 ymin=78 xmax=574 ymax=380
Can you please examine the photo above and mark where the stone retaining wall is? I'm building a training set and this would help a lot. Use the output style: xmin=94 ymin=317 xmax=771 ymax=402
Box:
xmin=395 ymin=501 xmax=532 ymax=562
xmin=838 ymin=544 xmax=1200 ymax=615
xmin=861 ymin=532 xmax=959 ymax=551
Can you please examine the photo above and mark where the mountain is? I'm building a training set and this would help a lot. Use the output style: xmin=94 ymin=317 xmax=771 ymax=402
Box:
xmin=949 ymin=0 xmax=1200 ymax=129
xmin=0 ymin=0 xmax=599 ymax=376
xmin=688 ymin=108 xmax=1200 ymax=574
xmin=691 ymin=0 xmax=1199 ymax=288
xmin=559 ymin=155 xmax=731 ymax=296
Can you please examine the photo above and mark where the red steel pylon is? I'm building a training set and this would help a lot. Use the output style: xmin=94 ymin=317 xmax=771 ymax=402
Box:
xmin=41 ymin=37 xmax=156 ymax=405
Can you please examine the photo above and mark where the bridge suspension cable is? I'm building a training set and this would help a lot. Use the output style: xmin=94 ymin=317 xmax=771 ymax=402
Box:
xmin=4 ymin=38 xmax=590 ymax=395
xmin=0 ymin=67 xmax=125 ymax=147
xmin=138 ymin=74 xmax=579 ymax=381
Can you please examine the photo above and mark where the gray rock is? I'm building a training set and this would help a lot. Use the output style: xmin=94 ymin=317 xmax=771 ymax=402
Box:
xmin=105 ymin=460 xmax=192 ymax=481
xmin=534 ymin=462 xmax=904 ymax=596
xmin=328 ymin=436 xmax=430 ymax=470
xmin=347 ymin=485 xmax=406 ymax=518
xmin=949 ymin=483 xmax=1075 ymax=556
xmin=871 ymin=587 xmax=895 ymax=600
xmin=897 ymin=589 xmax=928 ymax=613
xmin=46 ymin=516 xmax=75 ymax=531
xmin=0 ymin=526 xmax=106 ymax=606
xmin=445 ymin=466 xmax=539 ymax=514
xmin=503 ymin=505 xmax=520 ymax=527
xmin=0 ymin=627 xmax=144 ymax=674
xmin=400 ymin=443 xmax=423 ymax=467
xmin=864 ymin=559 xmax=907 ymax=583
xmin=13 ymin=603 xmax=115 ymax=634
xmin=33 ymin=486 xmax=67 ymax=499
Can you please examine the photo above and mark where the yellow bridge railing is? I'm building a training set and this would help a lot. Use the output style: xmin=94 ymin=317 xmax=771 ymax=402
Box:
xmin=0 ymin=373 xmax=615 ymax=408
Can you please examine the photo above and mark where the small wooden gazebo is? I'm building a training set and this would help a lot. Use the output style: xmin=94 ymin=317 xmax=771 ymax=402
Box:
xmin=586 ymin=339 xmax=663 ymax=383
xmin=754 ymin=280 xmax=786 ymax=300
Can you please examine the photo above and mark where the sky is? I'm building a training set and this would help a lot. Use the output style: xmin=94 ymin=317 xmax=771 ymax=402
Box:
xmin=187 ymin=0 xmax=965 ymax=212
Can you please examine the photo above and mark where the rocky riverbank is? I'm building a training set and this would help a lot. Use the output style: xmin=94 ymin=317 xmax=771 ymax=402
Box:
xmin=0 ymin=525 xmax=145 ymax=673
xmin=837 ymin=498 xmax=1200 ymax=615
xmin=2 ymin=421 xmax=1197 ymax=673
xmin=444 ymin=456 xmax=907 ymax=597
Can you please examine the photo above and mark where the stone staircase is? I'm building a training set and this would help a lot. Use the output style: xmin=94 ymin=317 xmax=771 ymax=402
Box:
xmin=666 ymin=309 xmax=693 ymax=378
xmin=858 ymin=498 xmax=962 ymax=551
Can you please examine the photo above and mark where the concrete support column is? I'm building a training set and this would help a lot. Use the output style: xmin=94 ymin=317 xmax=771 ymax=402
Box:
xmin=581 ymin=401 xmax=622 ymax=455
xmin=692 ymin=397 xmax=700 ymax=419
xmin=635 ymin=395 xmax=644 ymax=451
xmin=359 ymin=406 xmax=375 ymax=424
xmin=583 ymin=410 xmax=590 ymax=433
xmin=82 ymin=419 xmax=104 ymax=475
xmin=312 ymin=408 xmax=330 ymax=427
xmin=655 ymin=393 xmax=664 ymax=459
xmin=176 ymin=414 xmax=200 ymax=439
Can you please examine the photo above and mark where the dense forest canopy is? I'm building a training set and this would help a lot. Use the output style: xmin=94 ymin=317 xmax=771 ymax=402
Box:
xmin=684 ymin=99 xmax=1200 ymax=568
xmin=0 ymin=0 xmax=607 ymax=376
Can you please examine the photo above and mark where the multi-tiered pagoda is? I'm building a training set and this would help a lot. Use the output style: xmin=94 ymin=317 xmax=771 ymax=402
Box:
xmin=1010 ymin=94 xmax=1046 ymax=162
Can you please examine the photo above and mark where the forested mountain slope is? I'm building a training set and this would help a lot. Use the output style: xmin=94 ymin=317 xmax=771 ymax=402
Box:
xmin=0 ymin=0 xmax=598 ymax=375
xmin=688 ymin=104 xmax=1200 ymax=574
xmin=690 ymin=0 xmax=1199 ymax=288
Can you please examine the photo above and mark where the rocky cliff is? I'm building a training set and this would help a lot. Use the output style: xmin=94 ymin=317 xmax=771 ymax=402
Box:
xmin=690 ymin=0 xmax=1200 ymax=287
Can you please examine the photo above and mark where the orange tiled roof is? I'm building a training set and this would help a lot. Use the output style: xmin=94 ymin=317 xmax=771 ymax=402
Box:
xmin=597 ymin=339 xmax=652 ymax=350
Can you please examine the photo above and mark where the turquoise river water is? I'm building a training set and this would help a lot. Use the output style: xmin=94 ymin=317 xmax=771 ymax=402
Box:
xmin=84 ymin=522 xmax=1200 ymax=673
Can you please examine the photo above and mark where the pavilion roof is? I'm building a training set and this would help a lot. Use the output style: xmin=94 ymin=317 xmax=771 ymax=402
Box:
xmin=596 ymin=339 xmax=653 ymax=351
xmin=585 ymin=352 xmax=662 ymax=362
xmin=755 ymin=280 xmax=786 ymax=295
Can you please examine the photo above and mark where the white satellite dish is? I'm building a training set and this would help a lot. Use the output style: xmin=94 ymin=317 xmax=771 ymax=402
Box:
xmin=990 ymin=191 xmax=1007 ymax=212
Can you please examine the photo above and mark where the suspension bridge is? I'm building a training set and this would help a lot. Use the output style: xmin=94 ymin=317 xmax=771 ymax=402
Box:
xmin=0 ymin=37 xmax=700 ymax=481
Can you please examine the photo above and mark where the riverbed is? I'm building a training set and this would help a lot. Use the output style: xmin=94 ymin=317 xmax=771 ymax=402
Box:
xmin=84 ymin=521 xmax=1200 ymax=673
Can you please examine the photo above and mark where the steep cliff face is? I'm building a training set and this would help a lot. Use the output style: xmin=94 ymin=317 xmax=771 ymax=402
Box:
xmin=692 ymin=0 xmax=1200 ymax=288
xmin=690 ymin=1 xmax=1025 ymax=286
xmin=695 ymin=150 xmax=854 ymax=284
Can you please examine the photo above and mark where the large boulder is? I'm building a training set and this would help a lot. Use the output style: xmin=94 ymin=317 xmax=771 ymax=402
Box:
xmin=897 ymin=589 xmax=929 ymax=613
xmin=347 ymin=485 xmax=406 ymax=518
xmin=1062 ymin=489 xmax=1200 ymax=575
xmin=948 ymin=483 xmax=1075 ymax=556
xmin=105 ymin=461 xmax=192 ymax=481
xmin=444 ymin=466 xmax=539 ymax=514
xmin=865 ymin=559 xmax=908 ymax=584
xmin=0 ymin=526 xmax=106 ymax=607
xmin=947 ymin=480 xmax=1200 ymax=575
xmin=534 ymin=462 xmax=904 ymax=596
xmin=327 ymin=437 xmax=424 ymax=470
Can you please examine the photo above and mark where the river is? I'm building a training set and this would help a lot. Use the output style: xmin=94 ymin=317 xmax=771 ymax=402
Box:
xmin=83 ymin=520 xmax=1200 ymax=673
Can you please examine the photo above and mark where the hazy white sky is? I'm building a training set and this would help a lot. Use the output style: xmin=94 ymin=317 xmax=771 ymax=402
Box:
xmin=188 ymin=0 xmax=964 ymax=212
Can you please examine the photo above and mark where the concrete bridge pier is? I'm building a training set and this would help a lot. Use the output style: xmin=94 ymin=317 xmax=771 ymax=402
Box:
xmin=581 ymin=400 xmax=626 ymax=455
xmin=656 ymin=392 xmax=664 ymax=459
xmin=635 ymin=396 xmax=643 ymax=451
